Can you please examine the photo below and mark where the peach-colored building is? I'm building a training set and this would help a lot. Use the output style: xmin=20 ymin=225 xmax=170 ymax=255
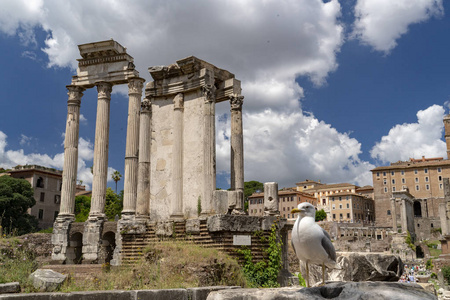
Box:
xmin=248 ymin=189 xmax=317 ymax=219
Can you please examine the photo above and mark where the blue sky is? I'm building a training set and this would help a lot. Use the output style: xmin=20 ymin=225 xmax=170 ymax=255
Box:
xmin=0 ymin=0 xmax=448 ymax=191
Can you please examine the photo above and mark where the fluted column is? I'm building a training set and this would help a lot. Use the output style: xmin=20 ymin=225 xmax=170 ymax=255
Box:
xmin=391 ymin=198 xmax=397 ymax=232
xmin=401 ymin=198 xmax=408 ymax=233
xmin=59 ymin=85 xmax=85 ymax=217
xmin=122 ymin=78 xmax=145 ymax=216
xmin=90 ymin=82 xmax=113 ymax=218
xmin=171 ymin=93 xmax=184 ymax=219
xmin=230 ymin=94 xmax=244 ymax=207
xmin=136 ymin=97 xmax=152 ymax=218
xmin=201 ymin=85 xmax=216 ymax=215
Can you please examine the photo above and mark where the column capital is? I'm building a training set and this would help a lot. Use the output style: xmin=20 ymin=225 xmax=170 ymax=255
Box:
xmin=230 ymin=94 xmax=244 ymax=111
xmin=173 ymin=93 xmax=184 ymax=110
xmin=201 ymin=85 xmax=216 ymax=103
xmin=97 ymin=82 xmax=112 ymax=99
xmin=66 ymin=85 xmax=85 ymax=105
xmin=128 ymin=78 xmax=145 ymax=95
xmin=141 ymin=97 xmax=152 ymax=113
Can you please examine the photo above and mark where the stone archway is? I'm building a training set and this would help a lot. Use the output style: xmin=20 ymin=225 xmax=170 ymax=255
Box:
xmin=416 ymin=245 xmax=424 ymax=259
xmin=101 ymin=231 xmax=116 ymax=264
xmin=414 ymin=201 xmax=422 ymax=218
xmin=66 ymin=232 xmax=83 ymax=264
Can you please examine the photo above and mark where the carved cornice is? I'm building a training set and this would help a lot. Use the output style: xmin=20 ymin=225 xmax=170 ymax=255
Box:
xmin=67 ymin=86 xmax=85 ymax=105
xmin=201 ymin=85 xmax=216 ymax=103
xmin=173 ymin=93 xmax=184 ymax=109
xmin=97 ymin=82 xmax=112 ymax=99
xmin=230 ymin=94 xmax=244 ymax=111
xmin=128 ymin=78 xmax=145 ymax=95
xmin=141 ymin=97 xmax=152 ymax=113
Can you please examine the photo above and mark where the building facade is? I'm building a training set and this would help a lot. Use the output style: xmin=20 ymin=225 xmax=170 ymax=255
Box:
xmin=371 ymin=156 xmax=450 ymax=227
xmin=328 ymin=192 xmax=375 ymax=223
xmin=248 ymin=189 xmax=317 ymax=219
xmin=8 ymin=165 xmax=63 ymax=229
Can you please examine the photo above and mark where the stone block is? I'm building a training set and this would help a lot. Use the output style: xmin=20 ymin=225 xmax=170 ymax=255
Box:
xmin=188 ymin=286 xmax=240 ymax=300
xmin=206 ymin=282 xmax=436 ymax=300
xmin=213 ymin=190 xmax=229 ymax=214
xmin=28 ymin=269 xmax=67 ymax=292
xmin=207 ymin=215 xmax=261 ymax=232
xmin=69 ymin=290 xmax=134 ymax=300
xmin=136 ymin=289 xmax=187 ymax=300
xmin=0 ymin=282 xmax=20 ymax=294
xmin=186 ymin=219 xmax=201 ymax=235
xmin=156 ymin=221 xmax=174 ymax=237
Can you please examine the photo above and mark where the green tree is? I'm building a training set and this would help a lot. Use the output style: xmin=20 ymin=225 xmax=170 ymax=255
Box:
xmin=105 ymin=187 xmax=123 ymax=221
xmin=111 ymin=170 xmax=122 ymax=193
xmin=315 ymin=209 xmax=327 ymax=222
xmin=243 ymin=181 xmax=264 ymax=212
xmin=0 ymin=176 xmax=38 ymax=235
xmin=74 ymin=195 xmax=91 ymax=222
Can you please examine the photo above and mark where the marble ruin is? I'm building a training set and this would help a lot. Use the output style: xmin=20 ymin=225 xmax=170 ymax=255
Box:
xmin=51 ymin=40 xmax=262 ymax=265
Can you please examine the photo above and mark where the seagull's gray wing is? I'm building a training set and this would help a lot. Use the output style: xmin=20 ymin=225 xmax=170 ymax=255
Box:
xmin=291 ymin=238 xmax=297 ymax=256
xmin=321 ymin=228 xmax=336 ymax=261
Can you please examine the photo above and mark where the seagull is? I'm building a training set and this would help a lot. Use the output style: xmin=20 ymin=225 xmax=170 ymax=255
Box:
xmin=291 ymin=202 xmax=339 ymax=287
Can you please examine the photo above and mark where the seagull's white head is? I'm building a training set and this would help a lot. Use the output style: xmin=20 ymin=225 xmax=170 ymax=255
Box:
xmin=291 ymin=202 xmax=316 ymax=218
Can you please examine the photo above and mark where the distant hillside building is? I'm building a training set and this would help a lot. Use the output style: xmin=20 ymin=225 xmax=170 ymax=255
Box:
xmin=6 ymin=165 xmax=87 ymax=229
xmin=248 ymin=189 xmax=317 ymax=219
xmin=296 ymin=181 xmax=375 ymax=223
xmin=371 ymin=156 xmax=450 ymax=228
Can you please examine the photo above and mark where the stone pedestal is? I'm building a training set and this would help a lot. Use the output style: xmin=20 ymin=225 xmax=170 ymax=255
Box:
xmin=81 ymin=216 xmax=105 ymax=264
xmin=51 ymin=216 xmax=74 ymax=263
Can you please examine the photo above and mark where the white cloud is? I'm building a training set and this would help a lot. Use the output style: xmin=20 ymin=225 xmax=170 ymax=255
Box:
xmin=370 ymin=104 xmax=446 ymax=163
xmin=19 ymin=134 xmax=32 ymax=146
xmin=352 ymin=0 xmax=444 ymax=53
xmin=216 ymin=110 xmax=375 ymax=188
xmin=79 ymin=114 xmax=87 ymax=125
xmin=0 ymin=131 xmax=98 ymax=189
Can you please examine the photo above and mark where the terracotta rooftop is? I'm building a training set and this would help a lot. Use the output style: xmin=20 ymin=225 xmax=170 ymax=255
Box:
xmin=304 ymin=182 xmax=359 ymax=192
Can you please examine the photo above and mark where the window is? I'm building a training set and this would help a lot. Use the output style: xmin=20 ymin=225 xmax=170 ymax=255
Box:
xmin=339 ymin=213 xmax=343 ymax=219
xmin=426 ymin=184 xmax=430 ymax=190
xmin=291 ymin=197 xmax=294 ymax=202
xmin=36 ymin=177 xmax=44 ymax=188
xmin=424 ymin=168 xmax=428 ymax=174
xmin=332 ymin=204 xmax=335 ymax=209
xmin=40 ymin=192 xmax=45 ymax=202
xmin=438 ymin=167 xmax=442 ymax=173
xmin=376 ymin=172 xmax=380 ymax=177
xmin=339 ymin=204 xmax=342 ymax=209
xmin=415 ymin=169 xmax=418 ymax=175
xmin=402 ymin=178 xmax=405 ymax=184
xmin=391 ymin=171 xmax=395 ymax=176
xmin=383 ymin=179 xmax=387 ymax=185
xmin=387 ymin=210 xmax=391 ymax=215
xmin=346 ymin=203 xmax=349 ymax=208
xmin=401 ymin=170 xmax=405 ymax=176
xmin=287 ymin=214 xmax=290 ymax=218
xmin=439 ymin=176 xmax=442 ymax=181
xmin=283 ymin=197 xmax=285 ymax=202
xmin=38 ymin=209 xmax=44 ymax=220
xmin=333 ymin=214 xmax=336 ymax=219
xmin=347 ymin=213 xmax=350 ymax=218
xmin=339 ymin=197 xmax=342 ymax=201
xmin=440 ymin=183 xmax=443 ymax=189
xmin=392 ymin=187 xmax=396 ymax=192
xmin=392 ymin=179 xmax=395 ymax=184
xmin=383 ymin=172 xmax=386 ymax=176
xmin=425 ymin=177 xmax=429 ymax=182
xmin=416 ymin=185 xmax=420 ymax=191
xmin=54 ymin=195 xmax=60 ymax=204
xmin=384 ymin=187 xmax=388 ymax=193
xmin=415 ymin=178 xmax=419 ymax=183
xmin=283 ymin=207 xmax=285 ymax=211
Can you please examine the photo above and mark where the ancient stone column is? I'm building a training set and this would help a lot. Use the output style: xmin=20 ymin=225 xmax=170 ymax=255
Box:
xmin=230 ymin=94 xmax=244 ymax=194
xmin=264 ymin=182 xmax=279 ymax=215
xmin=391 ymin=198 xmax=397 ymax=232
xmin=171 ymin=93 xmax=184 ymax=219
xmin=90 ymin=82 xmax=113 ymax=218
xmin=122 ymin=78 xmax=145 ymax=217
xmin=59 ymin=85 xmax=85 ymax=217
xmin=201 ymin=85 xmax=216 ymax=215
xmin=136 ymin=97 xmax=152 ymax=219
xmin=401 ymin=198 xmax=408 ymax=233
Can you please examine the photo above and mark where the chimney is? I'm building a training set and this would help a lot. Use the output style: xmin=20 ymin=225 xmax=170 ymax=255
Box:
xmin=444 ymin=114 xmax=450 ymax=159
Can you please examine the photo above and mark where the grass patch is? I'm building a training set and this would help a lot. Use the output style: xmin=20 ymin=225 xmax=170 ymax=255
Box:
xmin=0 ymin=237 xmax=38 ymax=288
xmin=59 ymin=241 xmax=248 ymax=292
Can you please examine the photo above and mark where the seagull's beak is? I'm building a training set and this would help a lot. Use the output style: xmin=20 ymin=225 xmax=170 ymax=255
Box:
xmin=291 ymin=208 xmax=304 ymax=214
